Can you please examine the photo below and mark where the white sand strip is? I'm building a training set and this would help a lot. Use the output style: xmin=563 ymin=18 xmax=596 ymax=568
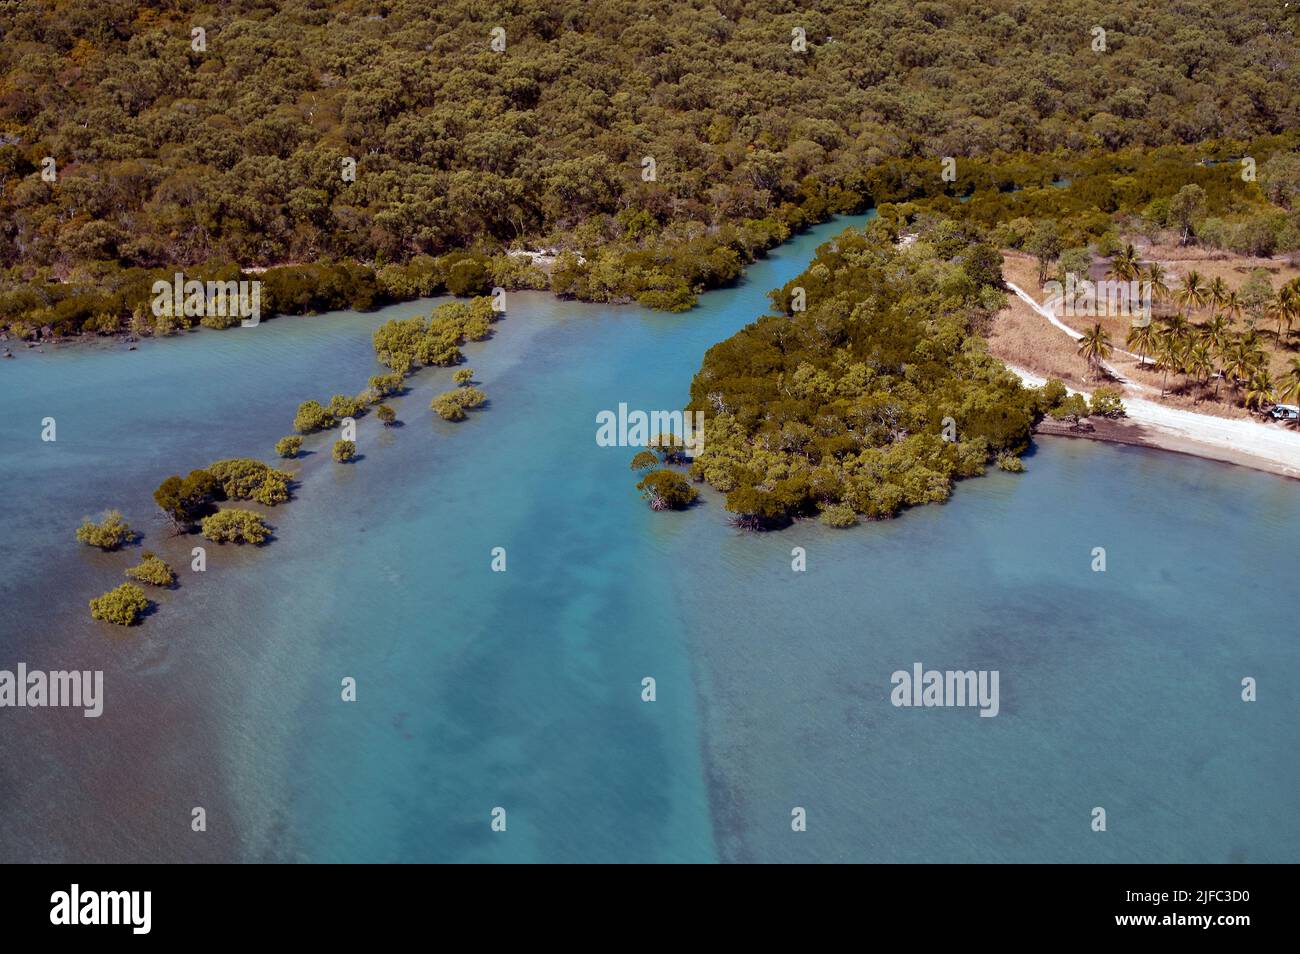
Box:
xmin=1003 ymin=348 xmax=1300 ymax=478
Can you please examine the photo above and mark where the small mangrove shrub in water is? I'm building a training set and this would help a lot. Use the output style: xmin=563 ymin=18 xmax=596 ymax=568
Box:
xmin=636 ymin=470 xmax=698 ymax=511
xmin=75 ymin=509 xmax=135 ymax=551
xmin=125 ymin=551 xmax=176 ymax=587
xmin=89 ymin=582 xmax=150 ymax=625
xmin=275 ymin=436 xmax=303 ymax=458
xmin=201 ymin=509 xmax=271 ymax=545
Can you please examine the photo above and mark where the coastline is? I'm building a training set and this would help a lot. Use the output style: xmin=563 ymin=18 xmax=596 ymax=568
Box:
xmin=1032 ymin=416 xmax=1300 ymax=480
xmin=1007 ymin=362 xmax=1300 ymax=481
xmin=4 ymin=218 xmax=1299 ymax=861
xmin=995 ymin=276 xmax=1300 ymax=482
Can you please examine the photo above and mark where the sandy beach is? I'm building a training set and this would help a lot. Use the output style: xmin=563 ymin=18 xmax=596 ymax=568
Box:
xmin=1004 ymin=358 xmax=1300 ymax=481
xmin=1031 ymin=412 xmax=1300 ymax=479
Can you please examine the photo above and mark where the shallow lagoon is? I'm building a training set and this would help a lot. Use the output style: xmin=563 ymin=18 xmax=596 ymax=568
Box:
xmin=1 ymin=214 xmax=1296 ymax=862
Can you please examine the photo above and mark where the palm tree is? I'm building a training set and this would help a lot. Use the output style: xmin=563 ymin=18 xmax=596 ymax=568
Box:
xmin=1175 ymin=270 xmax=1208 ymax=313
xmin=1200 ymin=314 xmax=1231 ymax=353
xmin=1207 ymin=276 xmax=1230 ymax=313
xmin=1163 ymin=312 xmax=1191 ymax=346
xmin=1126 ymin=322 xmax=1157 ymax=365
xmin=1140 ymin=261 xmax=1169 ymax=319
xmin=1221 ymin=290 xmax=1244 ymax=324
xmin=1142 ymin=261 xmax=1169 ymax=301
xmin=1077 ymin=323 xmax=1113 ymax=378
xmin=1222 ymin=337 xmax=1265 ymax=404
xmin=1197 ymin=316 xmax=1230 ymax=401
xmin=1186 ymin=341 xmax=1214 ymax=400
xmin=1280 ymin=358 xmax=1300 ymax=428
xmin=1244 ymin=370 xmax=1276 ymax=414
xmin=1108 ymin=244 xmax=1140 ymax=282
xmin=1154 ymin=329 xmax=1183 ymax=397
xmin=1265 ymin=295 xmax=1290 ymax=343
xmin=1276 ymin=282 xmax=1299 ymax=343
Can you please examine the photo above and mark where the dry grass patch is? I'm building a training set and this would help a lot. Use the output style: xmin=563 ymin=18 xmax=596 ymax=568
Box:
xmin=997 ymin=248 xmax=1299 ymax=421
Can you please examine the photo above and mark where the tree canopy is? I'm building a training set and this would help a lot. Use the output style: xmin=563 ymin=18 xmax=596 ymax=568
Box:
xmin=74 ymin=509 xmax=136 ymax=550
xmin=3 ymin=0 xmax=1296 ymax=336
xmin=687 ymin=217 xmax=1042 ymax=528
xmin=200 ymin=508 xmax=271 ymax=544
xmin=89 ymin=582 xmax=150 ymax=625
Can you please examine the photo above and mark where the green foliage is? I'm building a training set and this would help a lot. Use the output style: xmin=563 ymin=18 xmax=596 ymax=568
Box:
xmin=1239 ymin=270 xmax=1275 ymax=319
xmin=630 ymin=450 xmax=659 ymax=471
xmin=376 ymin=404 xmax=397 ymax=426
xmin=636 ymin=470 xmax=699 ymax=511
xmin=1260 ymin=153 xmax=1300 ymax=210
xmin=89 ymin=583 xmax=150 ymax=626
xmin=372 ymin=297 xmax=497 ymax=372
xmin=443 ymin=255 xmax=493 ymax=297
xmin=294 ymin=399 xmax=335 ymax=433
xmin=453 ymin=368 xmax=475 ymax=386
xmin=85 ymin=311 xmax=120 ymax=335
xmin=1034 ymin=379 xmax=1069 ymax=415
xmin=687 ymin=219 xmax=1034 ymax=529
xmin=418 ymin=318 xmax=466 ymax=366
xmin=429 ymin=394 xmax=465 ymax=421
xmin=995 ymin=452 xmax=1026 ymax=473
xmin=327 ymin=393 xmax=365 ymax=420
xmin=367 ymin=373 xmax=406 ymax=398
xmin=260 ymin=262 xmax=380 ymax=315
xmin=1056 ymin=248 xmax=1092 ymax=285
xmin=1089 ymin=388 xmax=1127 ymax=419
xmin=1169 ymin=184 xmax=1208 ymax=244
xmin=125 ymin=551 xmax=176 ymax=587
xmin=1028 ymin=221 xmax=1063 ymax=284
xmin=154 ymin=469 xmax=220 ymax=530
xmin=332 ymin=439 xmax=356 ymax=463
xmin=376 ymin=257 xmax=444 ymax=300
xmin=489 ymin=254 xmax=548 ymax=291
xmin=74 ymin=510 xmax=135 ymax=551
xmin=895 ymin=141 xmax=1300 ymax=258
xmin=819 ymin=503 xmax=858 ymax=528
xmin=207 ymin=459 xmax=292 ymax=505
xmin=430 ymin=386 xmax=487 ymax=421
xmin=7 ymin=1 xmax=1293 ymax=336
xmin=275 ymin=436 xmax=303 ymax=458
xmin=200 ymin=509 xmax=271 ymax=545
xmin=647 ymin=432 xmax=689 ymax=465
xmin=372 ymin=317 xmax=427 ymax=372
xmin=1048 ymin=393 xmax=1090 ymax=421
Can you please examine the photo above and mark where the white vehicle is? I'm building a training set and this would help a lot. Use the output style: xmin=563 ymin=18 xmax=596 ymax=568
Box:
xmin=1268 ymin=404 xmax=1299 ymax=421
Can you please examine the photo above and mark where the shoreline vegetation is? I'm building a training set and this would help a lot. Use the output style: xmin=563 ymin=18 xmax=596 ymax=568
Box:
xmin=989 ymin=253 xmax=1300 ymax=479
xmin=9 ymin=3 xmax=1297 ymax=570
xmin=3 ymin=1 xmax=1297 ymax=348
xmin=5 ymin=139 xmax=1300 ymax=352
xmin=661 ymin=135 xmax=1300 ymax=527
xmin=56 ymin=150 xmax=1300 ymax=567
xmin=995 ymin=256 xmax=1300 ymax=420
xmin=680 ymin=217 xmax=1053 ymax=530
xmin=76 ymin=295 xmax=499 ymax=625
xmin=44 ymin=138 xmax=1300 ymax=566
xmin=1005 ymin=357 xmax=1300 ymax=482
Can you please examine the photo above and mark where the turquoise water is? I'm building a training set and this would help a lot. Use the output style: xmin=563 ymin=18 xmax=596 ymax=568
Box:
xmin=1 ymin=213 xmax=1297 ymax=863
